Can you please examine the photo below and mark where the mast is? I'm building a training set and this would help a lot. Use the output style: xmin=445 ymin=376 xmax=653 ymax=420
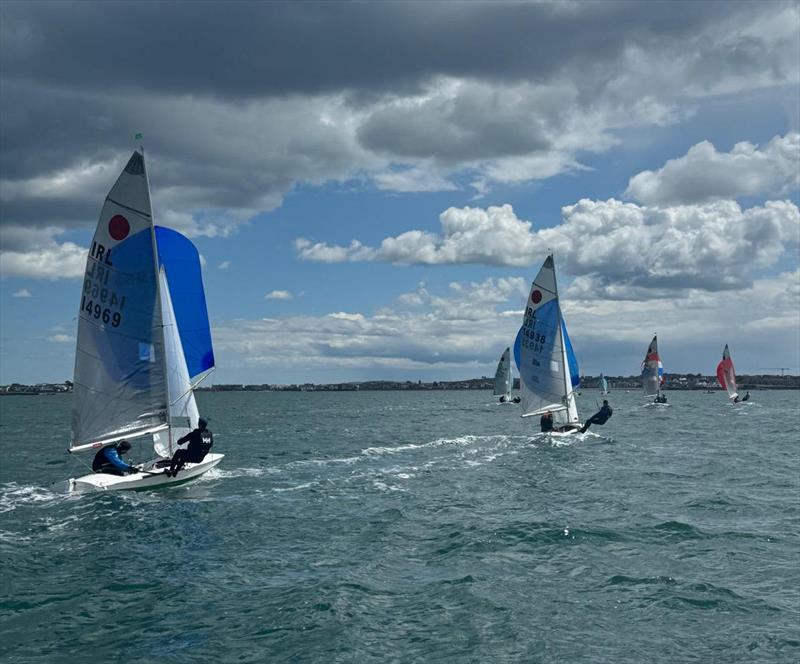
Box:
xmin=142 ymin=148 xmax=173 ymax=455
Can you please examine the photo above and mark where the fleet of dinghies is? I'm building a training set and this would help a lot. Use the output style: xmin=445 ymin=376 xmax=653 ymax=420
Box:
xmin=63 ymin=149 xmax=757 ymax=488
xmin=68 ymin=150 xmax=223 ymax=491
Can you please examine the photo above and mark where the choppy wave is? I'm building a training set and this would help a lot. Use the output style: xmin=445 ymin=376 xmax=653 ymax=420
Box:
xmin=0 ymin=483 xmax=63 ymax=513
xmin=1 ymin=389 xmax=798 ymax=664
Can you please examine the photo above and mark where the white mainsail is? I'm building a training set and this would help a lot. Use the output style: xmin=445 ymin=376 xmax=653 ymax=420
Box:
xmin=516 ymin=255 xmax=580 ymax=427
xmin=70 ymin=152 xmax=168 ymax=452
xmin=493 ymin=347 xmax=513 ymax=398
xmin=600 ymin=372 xmax=609 ymax=395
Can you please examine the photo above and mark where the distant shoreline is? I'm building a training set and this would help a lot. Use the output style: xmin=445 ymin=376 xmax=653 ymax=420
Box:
xmin=2 ymin=374 xmax=798 ymax=395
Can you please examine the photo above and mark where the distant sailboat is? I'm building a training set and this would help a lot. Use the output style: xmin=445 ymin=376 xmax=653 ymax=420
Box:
xmin=68 ymin=150 xmax=223 ymax=491
xmin=514 ymin=254 xmax=582 ymax=434
xmin=599 ymin=372 xmax=609 ymax=395
xmin=716 ymin=344 xmax=739 ymax=401
xmin=642 ymin=334 xmax=666 ymax=402
xmin=493 ymin=347 xmax=514 ymax=402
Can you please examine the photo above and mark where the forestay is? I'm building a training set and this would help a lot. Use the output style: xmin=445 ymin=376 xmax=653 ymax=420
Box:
xmin=513 ymin=255 xmax=580 ymax=427
xmin=716 ymin=344 xmax=738 ymax=400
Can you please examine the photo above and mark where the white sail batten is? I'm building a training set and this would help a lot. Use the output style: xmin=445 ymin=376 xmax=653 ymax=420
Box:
xmin=70 ymin=151 xmax=169 ymax=451
xmin=152 ymin=267 xmax=199 ymax=458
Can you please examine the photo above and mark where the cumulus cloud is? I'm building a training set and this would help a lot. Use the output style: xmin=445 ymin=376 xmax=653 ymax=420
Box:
xmin=218 ymin=261 xmax=230 ymax=270
xmin=266 ymin=290 xmax=294 ymax=301
xmin=47 ymin=334 xmax=74 ymax=343
xmin=0 ymin=241 xmax=86 ymax=279
xmin=12 ymin=289 xmax=32 ymax=298
xmin=372 ymin=166 xmax=457 ymax=193
xmin=295 ymin=199 xmax=800 ymax=294
xmin=212 ymin=270 xmax=800 ymax=380
xmin=1 ymin=1 xmax=797 ymax=261
xmin=297 ymin=204 xmax=538 ymax=266
xmin=626 ymin=133 xmax=800 ymax=205
xmin=215 ymin=276 xmax=529 ymax=377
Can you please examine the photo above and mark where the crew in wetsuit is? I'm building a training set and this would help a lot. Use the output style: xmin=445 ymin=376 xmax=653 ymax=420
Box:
xmin=742 ymin=391 xmax=751 ymax=402
xmin=165 ymin=418 xmax=213 ymax=477
xmin=540 ymin=411 xmax=554 ymax=433
xmin=92 ymin=441 xmax=139 ymax=476
xmin=580 ymin=400 xmax=613 ymax=433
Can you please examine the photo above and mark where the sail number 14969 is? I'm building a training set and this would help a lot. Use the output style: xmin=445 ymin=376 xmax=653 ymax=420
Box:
xmin=81 ymin=294 xmax=122 ymax=327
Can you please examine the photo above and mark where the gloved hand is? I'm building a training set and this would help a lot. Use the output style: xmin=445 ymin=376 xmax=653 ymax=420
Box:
xmin=128 ymin=466 xmax=140 ymax=474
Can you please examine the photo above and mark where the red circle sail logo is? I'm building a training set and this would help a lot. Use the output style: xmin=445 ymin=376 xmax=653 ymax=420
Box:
xmin=531 ymin=290 xmax=542 ymax=304
xmin=108 ymin=215 xmax=130 ymax=241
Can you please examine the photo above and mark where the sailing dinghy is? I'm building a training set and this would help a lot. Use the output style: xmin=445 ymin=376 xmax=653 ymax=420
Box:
xmin=514 ymin=254 xmax=582 ymax=435
xmin=599 ymin=372 xmax=609 ymax=395
xmin=641 ymin=335 xmax=667 ymax=403
xmin=716 ymin=344 xmax=739 ymax=401
xmin=68 ymin=150 xmax=223 ymax=491
xmin=493 ymin=347 xmax=516 ymax=402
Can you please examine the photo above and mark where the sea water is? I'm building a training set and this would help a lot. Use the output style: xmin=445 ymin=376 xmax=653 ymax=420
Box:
xmin=1 ymin=390 xmax=798 ymax=663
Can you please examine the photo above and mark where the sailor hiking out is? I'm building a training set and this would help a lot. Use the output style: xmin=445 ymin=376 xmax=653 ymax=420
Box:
xmin=580 ymin=401 xmax=613 ymax=433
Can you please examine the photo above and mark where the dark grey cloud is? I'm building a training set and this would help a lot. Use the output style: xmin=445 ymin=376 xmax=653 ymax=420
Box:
xmin=357 ymin=82 xmax=553 ymax=162
xmin=1 ymin=0 xmax=797 ymax=264
xmin=1 ymin=1 xmax=741 ymax=100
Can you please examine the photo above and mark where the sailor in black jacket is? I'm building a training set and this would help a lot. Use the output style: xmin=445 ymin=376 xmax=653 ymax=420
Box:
xmin=165 ymin=418 xmax=213 ymax=477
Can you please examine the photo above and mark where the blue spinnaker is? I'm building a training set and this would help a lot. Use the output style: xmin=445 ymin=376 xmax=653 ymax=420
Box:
xmin=513 ymin=326 xmax=523 ymax=370
xmin=155 ymin=227 xmax=215 ymax=379
xmin=562 ymin=318 xmax=580 ymax=390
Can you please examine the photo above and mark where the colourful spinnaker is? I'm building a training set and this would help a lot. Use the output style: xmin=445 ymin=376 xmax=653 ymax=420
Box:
xmin=716 ymin=344 xmax=738 ymax=400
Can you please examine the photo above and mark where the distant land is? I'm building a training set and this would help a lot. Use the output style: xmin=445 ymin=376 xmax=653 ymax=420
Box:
xmin=2 ymin=374 xmax=798 ymax=395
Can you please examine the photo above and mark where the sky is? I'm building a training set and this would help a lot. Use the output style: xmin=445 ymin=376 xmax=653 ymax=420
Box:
xmin=0 ymin=0 xmax=798 ymax=385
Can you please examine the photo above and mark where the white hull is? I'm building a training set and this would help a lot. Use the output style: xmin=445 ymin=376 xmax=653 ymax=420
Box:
xmin=69 ymin=453 xmax=224 ymax=492
xmin=549 ymin=425 xmax=582 ymax=438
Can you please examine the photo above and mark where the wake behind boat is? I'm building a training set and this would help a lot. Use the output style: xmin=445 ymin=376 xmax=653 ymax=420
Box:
xmin=514 ymin=254 xmax=582 ymax=436
xmin=68 ymin=149 xmax=223 ymax=491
